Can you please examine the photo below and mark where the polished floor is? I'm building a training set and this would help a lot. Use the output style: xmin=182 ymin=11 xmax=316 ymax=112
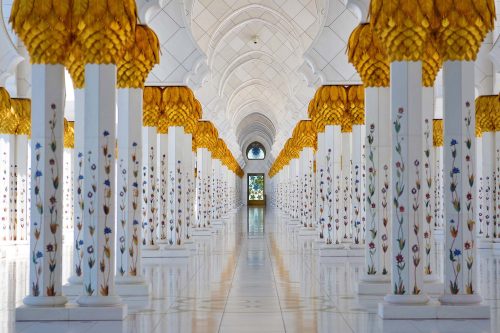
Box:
xmin=1 ymin=206 xmax=500 ymax=332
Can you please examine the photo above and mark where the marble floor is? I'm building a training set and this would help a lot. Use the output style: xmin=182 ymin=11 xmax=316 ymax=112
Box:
xmin=1 ymin=206 xmax=500 ymax=333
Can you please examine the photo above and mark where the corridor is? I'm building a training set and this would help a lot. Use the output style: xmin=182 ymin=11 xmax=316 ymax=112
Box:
xmin=2 ymin=207 xmax=499 ymax=333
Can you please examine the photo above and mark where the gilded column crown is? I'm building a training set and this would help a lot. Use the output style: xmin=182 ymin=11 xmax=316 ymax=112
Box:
xmin=284 ymin=138 xmax=299 ymax=159
xmin=347 ymin=23 xmax=390 ymax=87
xmin=313 ymin=85 xmax=346 ymax=126
xmin=143 ymin=86 xmax=162 ymax=127
xmin=117 ymin=25 xmax=160 ymax=89
xmin=432 ymin=119 xmax=444 ymax=147
xmin=0 ymin=88 xmax=18 ymax=134
xmin=10 ymin=98 xmax=31 ymax=136
xmin=292 ymin=120 xmax=317 ymax=150
xmin=422 ymin=37 xmax=442 ymax=87
xmin=65 ymin=42 xmax=85 ymax=89
xmin=436 ymin=0 xmax=496 ymax=61
xmin=308 ymin=99 xmax=324 ymax=133
xmin=64 ymin=119 xmax=75 ymax=148
xmin=370 ymin=0 xmax=436 ymax=61
xmin=212 ymin=138 xmax=226 ymax=159
xmin=348 ymin=85 xmax=364 ymax=125
xmin=72 ymin=0 xmax=137 ymax=64
xmin=162 ymin=86 xmax=200 ymax=134
xmin=194 ymin=121 xmax=218 ymax=150
xmin=10 ymin=0 xmax=73 ymax=64
xmin=475 ymin=95 xmax=498 ymax=133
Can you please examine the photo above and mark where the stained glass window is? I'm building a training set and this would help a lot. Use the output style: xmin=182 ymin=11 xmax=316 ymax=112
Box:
xmin=248 ymin=174 xmax=264 ymax=201
xmin=246 ymin=142 xmax=265 ymax=160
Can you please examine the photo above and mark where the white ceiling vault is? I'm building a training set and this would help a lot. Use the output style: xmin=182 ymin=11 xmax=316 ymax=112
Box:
xmin=134 ymin=0 xmax=363 ymax=166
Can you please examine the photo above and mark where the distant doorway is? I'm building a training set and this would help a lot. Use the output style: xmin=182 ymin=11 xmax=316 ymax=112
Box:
xmin=247 ymin=173 xmax=265 ymax=206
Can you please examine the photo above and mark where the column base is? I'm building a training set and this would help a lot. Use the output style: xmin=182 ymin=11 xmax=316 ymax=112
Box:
xmin=492 ymin=241 xmax=500 ymax=251
xmin=184 ymin=239 xmax=197 ymax=252
xmin=142 ymin=244 xmax=160 ymax=250
xmin=423 ymin=279 xmax=444 ymax=295
xmin=17 ymin=302 xmax=127 ymax=321
xmin=211 ymin=220 xmax=225 ymax=228
xmin=477 ymin=237 xmax=493 ymax=249
xmin=319 ymin=244 xmax=348 ymax=257
xmin=349 ymin=243 xmax=364 ymax=250
xmin=298 ymin=227 xmax=317 ymax=237
xmin=63 ymin=275 xmax=84 ymax=296
xmin=191 ymin=228 xmax=213 ymax=237
xmin=23 ymin=295 xmax=68 ymax=307
xmin=77 ymin=295 xmax=122 ymax=307
xmin=143 ymin=245 xmax=190 ymax=258
xmin=378 ymin=300 xmax=490 ymax=319
xmin=115 ymin=276 xmax=151 ymax=298
xmin=438 ymin=294 xmax=482 ymax=305
xmin=357 ymin=277 xmax=390 ymax=295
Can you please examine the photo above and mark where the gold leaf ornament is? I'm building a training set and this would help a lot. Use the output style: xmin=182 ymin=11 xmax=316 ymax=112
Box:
xmin=347 ymin=23 xmax=390 ymax=87
xmin=10 ymin=98 xmax=31 ymax=136
xmin=0 ymin=88 xmax=19 ymax=134
xmin=143 ymin=86 xmax=162 ymax=127
xmin=432 ymin=119 xmax=444 ymax=147
xmin=72 ymin=0 xmax=137 ymax=64
xmin=10 ymin=0 xmax=73 ymax=64
xmin=117 ymin=24 xmax=160 ymax=88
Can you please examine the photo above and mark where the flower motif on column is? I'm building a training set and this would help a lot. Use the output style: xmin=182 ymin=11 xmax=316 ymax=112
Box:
xmin=100 ymin=130 xmax=113 ymax=296
xmin=176 ymin=161 xmax=183 ymax=245
xmin=32 ymin=142 xmax=43 ymax=296
xmin=366 ymin=124 xmax=377 ymax=274
xmin=393 ymin=108 xmax=406 ymax=295
xmin=159 ymin=153 xmax=167 ymax=240
xmin=423 ymin=119 xmax=433 ymax=275
xmin=85 ymin=152 xmax=97 ymax=296
xmin=129 ymin=142 xmax=140 ymax=276
xmin=381 ymin=164 xmax=390 ymax=275
xmin=46 ymin=105 xmax=60 ymax=297
xmin=410 ymin=158 xmax=421 ymax=295
xmin=118 ymin=159 xmax=127 ymax=276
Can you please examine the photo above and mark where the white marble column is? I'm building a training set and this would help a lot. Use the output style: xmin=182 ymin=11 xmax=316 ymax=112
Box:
xmin=439 ymin=61 xmax=481 ymax=305
xmin=77 ymin=64 xmax=120 ymax=306
xmin=351 ymin=124 xmax=365 ymax=247
xmin=422 ymin=87 xmax=439 ymax=284
xmin=0 ymin=134 xmax=15 ymax=242
xmin=359 ymin=87 xmax=391 ymax=293
xmin=323 ymin=124 xmax=342 ymax=246
xmin=24 ymin=64 xmax=67 ymax=306
xmin=316 ymin=132 xmax=326 ymax=239
xmin=341 ymin=132 xmax=352 ymax=242
xmin=116 ymin=88 xmax=146 ymax=287
xmin=183 ymin=134 xmax=195 ymax=243
xmin=15 ymin=134 xmax=29 ymax=241
xmin=142 ymin=126 xmax=159 ymax=250
xmin=385 ymin=61 xmax=427 ymax=304
xmin=67 ymin=89 xmax=85 ymax=287
xmin=482 ymin=131 xmax=494 ymax=240
xmin=299 ymin=147 xmax=315 ymax=229
xmin=157 ymin=132 xmax=168 ymax=243
xmin=196 ymin=148 xmax=212 ymax=228
xmin=167 ymin=127 xmax=188 ymax=246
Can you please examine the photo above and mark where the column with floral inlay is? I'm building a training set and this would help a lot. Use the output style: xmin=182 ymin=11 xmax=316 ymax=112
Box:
xmin=115 ymin=25 xmax=159 ymax=295
xmin=436 ymin=2 xmax=494 ymax=306
xmin=142 ymin=87 xmax=161 ymax=251
xmin=75 ymin=0 xmax=137 ymax=306
xmin=370 ymin=2 xmax=429 ymax=306
xmin=347 ymin=22 xmax=392 ymax=294
xmin=194 ymin=121 xmax=217 ymax=230
xmin=10 ymin=98 xmax=31 ymax=242
xmin=163 ymin=87 xmax=201 ymax=247
xmin=0 ymin=89 xmax=17 ymax=242
xmin=348 ymin=85 xmax=366 ymax=248
xmin=10 ymin=1 xmax=71 ymax=306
